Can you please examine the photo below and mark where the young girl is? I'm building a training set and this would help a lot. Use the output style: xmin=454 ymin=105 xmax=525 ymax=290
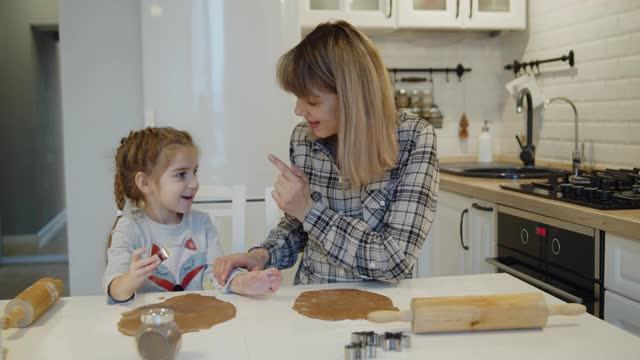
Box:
xmin=103 ymin=127 xmax=282 ymax=302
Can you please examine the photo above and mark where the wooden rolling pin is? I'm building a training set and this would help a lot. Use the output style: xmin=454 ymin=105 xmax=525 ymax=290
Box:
xmin=368 ymin=293 xmax=585 ymax=333
xmin=1 ymin=277 xmax=64 ymax=329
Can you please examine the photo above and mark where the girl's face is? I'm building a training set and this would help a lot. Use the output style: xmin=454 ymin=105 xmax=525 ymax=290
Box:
xmin=144 ymin=146 xmax=200 ymax=224
xmin=294 ymin=88 xmax=339 ymax=138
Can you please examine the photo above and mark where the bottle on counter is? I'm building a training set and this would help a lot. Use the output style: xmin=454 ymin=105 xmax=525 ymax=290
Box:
xmin=136 ymin=308 xmax=182 ymax=360
xmin=478 ymin=120 xmax=493 ymax=163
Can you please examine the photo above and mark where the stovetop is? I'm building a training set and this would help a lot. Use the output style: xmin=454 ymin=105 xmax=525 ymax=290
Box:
xmin=501 ymin=168 xmax=640 ymax=210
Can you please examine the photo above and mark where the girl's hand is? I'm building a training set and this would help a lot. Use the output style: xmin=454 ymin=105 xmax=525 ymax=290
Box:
xmin=229 ymin=267 xmax=283 ymax=295
xmin=268 ymin=154 xmax=313 ymax=223
xmin=213 ymin=249 xmax=269 ymax=285
xmin=109 ymin=248 xmax=160 ymax=301
xmin=126 ymin=248 xmax=161 ymax=289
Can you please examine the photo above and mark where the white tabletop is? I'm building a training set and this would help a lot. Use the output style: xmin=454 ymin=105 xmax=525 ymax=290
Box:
xmin=2 ymin=273 xmax=639 ymax=360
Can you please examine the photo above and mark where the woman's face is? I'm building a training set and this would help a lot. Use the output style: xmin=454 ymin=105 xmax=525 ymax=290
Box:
xmin=294 ymin=89 xmax=339 ymax=138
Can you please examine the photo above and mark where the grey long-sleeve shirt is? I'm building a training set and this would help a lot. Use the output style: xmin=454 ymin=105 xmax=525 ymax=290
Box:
xmin=103 ymin=209 xmax=242 ymax=303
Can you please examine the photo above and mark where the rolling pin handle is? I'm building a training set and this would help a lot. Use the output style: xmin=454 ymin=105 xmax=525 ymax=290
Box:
xmin=367 ymin=310 xmax=412 ymax=323
xmin=1 ymin=306 xmax=26 ymax=329
xmin=546 ymin=303 xmax=586 ymax=316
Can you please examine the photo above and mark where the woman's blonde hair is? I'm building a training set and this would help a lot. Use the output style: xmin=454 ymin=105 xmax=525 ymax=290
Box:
xmin=276 ymin=20 xmax=398 ymax=187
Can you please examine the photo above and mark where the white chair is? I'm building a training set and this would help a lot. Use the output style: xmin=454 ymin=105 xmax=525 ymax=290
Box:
xmin=264 ymin=186 xmax=299 ymax=286
xmin=193 ymin=185 xmax=246 ymax=254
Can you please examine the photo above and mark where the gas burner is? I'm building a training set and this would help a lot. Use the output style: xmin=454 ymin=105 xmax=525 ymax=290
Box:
xmin=569 ymin=175 xmax=592 ymax=185
xmin=500 ymin=167 xmax=640 ymax=210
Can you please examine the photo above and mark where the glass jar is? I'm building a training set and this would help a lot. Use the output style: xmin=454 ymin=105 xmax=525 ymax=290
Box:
xmin=136 ymin=308 xmax=182 ymax=360
xmin=395 ymin=88 xmax=410 ymax=109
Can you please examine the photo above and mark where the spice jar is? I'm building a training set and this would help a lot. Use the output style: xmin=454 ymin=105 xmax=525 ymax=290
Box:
xmin=395 ymin=88 xmax=410 ymax=110
xmin=136 ymin=308 xmax=182 ymax=360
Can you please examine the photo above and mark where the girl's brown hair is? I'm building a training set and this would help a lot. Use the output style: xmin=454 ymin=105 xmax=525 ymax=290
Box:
xmin=107 ymin=127 xmax=196 ymax=248
xmin=276 ymin=20 xmax=398 ymax=187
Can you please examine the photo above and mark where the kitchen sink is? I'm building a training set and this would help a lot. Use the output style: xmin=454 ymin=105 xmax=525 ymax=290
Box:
xmin=440 ymin=162 xmax=558 ymax=179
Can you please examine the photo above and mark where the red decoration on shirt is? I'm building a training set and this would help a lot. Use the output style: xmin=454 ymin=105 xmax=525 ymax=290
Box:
xmin=151 ymin=244 xmax=161 ymax=256
xmin=185 ymin=238 xmax=197 ymax=251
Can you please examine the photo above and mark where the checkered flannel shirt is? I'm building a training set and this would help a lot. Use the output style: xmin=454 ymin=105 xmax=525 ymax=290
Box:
xmin=259 ymin=112 xmax=439 ymax=284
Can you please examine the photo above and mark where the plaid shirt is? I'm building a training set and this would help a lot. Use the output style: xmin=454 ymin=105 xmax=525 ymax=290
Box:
xmin=260 ymin=112 xmax=439 ymax=285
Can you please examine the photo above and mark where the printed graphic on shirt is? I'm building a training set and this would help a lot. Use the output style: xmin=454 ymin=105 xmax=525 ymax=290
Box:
xmin=148 ymin=237 xmax=206 ymax=291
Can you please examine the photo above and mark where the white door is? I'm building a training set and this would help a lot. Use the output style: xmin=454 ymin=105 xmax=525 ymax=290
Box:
xmin=396 ymin=0 xmax=462 ymax=29
xmin=431 ymin=190 xmax=470 ymax=276
xmin=468 ymin=200 xmax=496 ymax=274
xmin=464 ymin=0 xmax=525 ymax=30
xmin=301 ymin=0 xmax=395 ymax=30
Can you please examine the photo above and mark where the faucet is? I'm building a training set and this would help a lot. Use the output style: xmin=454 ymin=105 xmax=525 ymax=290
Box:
xmin=515 ymin=88 xmax=535 ymax=167
xmin=541 ymin=97 xmax=581 ymax=177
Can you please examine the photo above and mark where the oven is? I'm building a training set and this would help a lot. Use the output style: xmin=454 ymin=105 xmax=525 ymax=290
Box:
xmin=486 ymin=205 xmax=604 ymax=318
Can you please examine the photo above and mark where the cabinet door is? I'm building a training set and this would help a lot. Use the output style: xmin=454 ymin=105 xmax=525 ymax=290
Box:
xmin=301 ymin=0 xmax=395 ymax=30
xmin=605 ymin=290 xmax=640 ymax=337
xmin=464 ymin=0 xmax=525 ymax=30
xmin=469 ymin=199 xmax=496 ymax=274
xmin=605 ymin=233 xmax=640 ymax=303
xmin=396 ymin=0 xmax=462 ymax=29
xmin=430 ymin=190 xmax=470 ymax=276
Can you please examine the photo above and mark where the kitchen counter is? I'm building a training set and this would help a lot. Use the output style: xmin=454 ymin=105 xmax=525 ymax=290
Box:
xmin=440 ymin=171 xmax=640 ymax=241
xmin=1 ymin=273 xmax=639 ymax=359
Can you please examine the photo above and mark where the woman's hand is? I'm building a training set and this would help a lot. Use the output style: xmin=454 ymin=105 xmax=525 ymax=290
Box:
xmin=213 ymin=248 xmax=269 ymax=285
xmin=268 ymin=154 xmax=313 ymax=222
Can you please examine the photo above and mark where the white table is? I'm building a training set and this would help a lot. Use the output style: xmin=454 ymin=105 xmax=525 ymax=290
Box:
xmin=2 ymin=273 xmax=639 ymax=359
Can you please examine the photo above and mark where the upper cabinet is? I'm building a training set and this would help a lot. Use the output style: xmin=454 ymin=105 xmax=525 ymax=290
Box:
xmin=301 ymin=0 xmax=526 ymax=32
xmin=396 ymin=0 xmax=461 ymax=29
xmin=466 ymin=0 xmax=526 ymax=30
xmin=300 ymin=0 xmax=396 ymax=31
xmin=398 ymin=0 xmax=525 ymax=30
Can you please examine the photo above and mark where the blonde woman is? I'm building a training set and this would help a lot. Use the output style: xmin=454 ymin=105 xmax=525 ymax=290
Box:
xmin=214 ymin=20 xmax=439 ymax=285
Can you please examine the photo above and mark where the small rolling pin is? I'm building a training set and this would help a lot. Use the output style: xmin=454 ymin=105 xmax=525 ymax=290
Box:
xmin=1 ymin=277 xmax=64 ymax=329
xmin=368 ymin=293 xmax=585 ymax=333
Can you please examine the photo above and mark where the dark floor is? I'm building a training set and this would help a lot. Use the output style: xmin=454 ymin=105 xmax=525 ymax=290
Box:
xmin=0 ymin=226 xmax=70 ymax=300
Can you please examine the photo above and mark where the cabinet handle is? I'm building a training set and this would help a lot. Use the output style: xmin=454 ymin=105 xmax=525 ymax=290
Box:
xmin=460 ymin=209 xmax=469 ymax=250
xmin=386 ymin=0 xmax=393 ymax=19
xmin=469 ymin=0 xmax=473 ymax=18
xmin=472 ymin=203 xmax=494 ymax=212
xmin=456 ymin=0 xmax=460 ymax=18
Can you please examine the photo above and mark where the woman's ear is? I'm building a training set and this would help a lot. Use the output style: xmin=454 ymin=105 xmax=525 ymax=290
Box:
xmin=135 ymin=172 xmax=153 ymax=195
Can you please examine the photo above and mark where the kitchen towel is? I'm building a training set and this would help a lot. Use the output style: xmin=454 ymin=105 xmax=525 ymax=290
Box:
xmin=505 ymin=74 xmax=546 ymax=109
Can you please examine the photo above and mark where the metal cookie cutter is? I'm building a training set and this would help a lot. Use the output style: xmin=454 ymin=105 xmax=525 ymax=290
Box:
xmin=351 ymin=331 xmax=379 ymax=347
xmin=345 ymin=342 xmax=363 ymax=360
xmin=345 ymin=341 xmax=376 ymax=360
xmin=381 ymin=332 xmax=411 ymax=352
xmin=156 ymin=246 xmax=171 ymax=262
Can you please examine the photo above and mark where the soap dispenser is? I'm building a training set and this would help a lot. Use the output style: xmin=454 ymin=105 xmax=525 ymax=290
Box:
xmin=478 ymin=120 xmax=493 ymax=163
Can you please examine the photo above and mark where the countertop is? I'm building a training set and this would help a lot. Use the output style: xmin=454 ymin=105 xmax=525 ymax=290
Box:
xmin=1 ymin=273 xmax=639 ymax=359
xmin=439 ymin=158 xmax=640 ymax=240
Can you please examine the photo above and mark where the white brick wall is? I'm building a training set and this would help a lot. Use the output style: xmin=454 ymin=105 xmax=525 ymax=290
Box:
xmin=500 ymin=0 xmax=640 ymax=168
xmin=371 ymin=31 xmax=506 ymax=158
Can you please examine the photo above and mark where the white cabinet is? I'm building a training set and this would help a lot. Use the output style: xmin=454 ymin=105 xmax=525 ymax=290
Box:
xmin=605 ymin=233 xmax=640 ymax=303
xmin=396 ymin=0 xmax=525 ymax=30
xmin=605 ymin=232 xmax=640 ymax=336
xmin=300 ymin=0 xmax=396 ymax=31
xmin=417 ymin=190 xmax=496 ymax=277
xmin=396 ymin=0 xmax=461 ymax=29
xmin=466 ymin=0 xmax=526 ymax=30
xmin=605 ymin=290 xmax=640 ymax=337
